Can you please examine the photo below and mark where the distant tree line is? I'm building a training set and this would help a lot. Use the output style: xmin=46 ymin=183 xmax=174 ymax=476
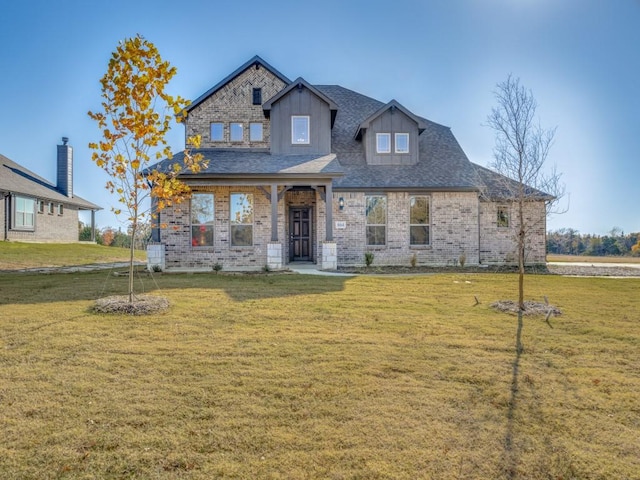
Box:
xmin=78 ymin=222 xmax=151 ymax=250
xmin=547 ymin=228 xmax=640 ymax=256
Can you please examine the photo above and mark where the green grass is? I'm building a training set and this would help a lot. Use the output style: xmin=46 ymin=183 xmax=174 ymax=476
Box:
xmin=0 ymin=242 xmax=146 ymax=270
xmin=1 ymin=271 xmax=639 ymax=479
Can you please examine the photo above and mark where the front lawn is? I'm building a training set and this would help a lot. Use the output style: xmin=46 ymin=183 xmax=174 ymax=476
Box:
xmin=1 ymin=271 xmax=638 ymax=479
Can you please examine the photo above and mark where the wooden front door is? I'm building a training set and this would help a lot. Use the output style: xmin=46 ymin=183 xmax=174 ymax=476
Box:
xmin=289 ymin=208 xmax=312 ymax=261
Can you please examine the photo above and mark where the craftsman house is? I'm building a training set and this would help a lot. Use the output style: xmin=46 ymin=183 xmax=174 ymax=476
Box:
xmin=1 ymin=138 xmax=101 ymax=242
xmin=147 ymin=56 xmax=549 ymax=271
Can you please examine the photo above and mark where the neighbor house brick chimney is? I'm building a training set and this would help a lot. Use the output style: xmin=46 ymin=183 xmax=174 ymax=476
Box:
xmin=57 ymin=136 xmax=73 ymax=197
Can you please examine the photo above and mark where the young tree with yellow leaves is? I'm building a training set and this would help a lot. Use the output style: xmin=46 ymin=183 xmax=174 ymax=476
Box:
xmin=89 ymin=34 xmax=206 ymax=302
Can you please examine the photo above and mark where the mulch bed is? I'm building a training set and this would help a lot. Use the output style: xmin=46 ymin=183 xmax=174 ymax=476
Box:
xmin=93 ymin=295 xmax=170 ymax=315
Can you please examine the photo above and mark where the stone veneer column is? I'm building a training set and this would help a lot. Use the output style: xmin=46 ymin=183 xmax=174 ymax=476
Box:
xmin=320 ymin=241 xmax=337 ymax=270
xmin=267 ymin=242 xmax=283 ymax=270
xmin=147 ymin=243 xmax=165 ymax=271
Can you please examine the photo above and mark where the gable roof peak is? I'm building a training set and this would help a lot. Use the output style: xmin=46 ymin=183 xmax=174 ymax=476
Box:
xmin=263 ymin=77 xmax=339 ymax=127
xmin=186 ymin=55 xmax=292 ymax=113
xmin=355 ymin=99 xmax=427 ymax=141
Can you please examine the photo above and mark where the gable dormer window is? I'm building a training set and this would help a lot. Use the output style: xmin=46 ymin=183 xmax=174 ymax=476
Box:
xmin=395 ymin=133 xmax=409 ymax=153
xmin=291 ymin=116 xmax=310 ymax=144
xmin=376 ymin=133 xmax=391 ymax=153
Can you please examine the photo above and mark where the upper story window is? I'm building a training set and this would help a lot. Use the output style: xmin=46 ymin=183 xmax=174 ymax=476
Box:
xmin=410 ymin=196 xmax=430 ymax=245
xmin=191 ymin=193 xmax=215 ymax=247
xmin=252 ymin=88 xmax=262 ymax=105
xmin=376 ymin=133 xmax=391 ymax=153
xmin=250 ymin=122 xmax=263 ymax=142
xmin=230 ymin=193 xmax=254 ymax=247
xmin=365 ymin=195 xmax=387 ymax=246
xmin=291 ymin=116 xmax=310 ymax=144
xmin=395 ymin=133 xmax=409 ymax=153
xmin=210 ymin=123 xmax=224 ymax=142
xmin=12 ymin=195 xmax=35 ymax=230
xmin=230 ymin=123 xmax=244 ymax=142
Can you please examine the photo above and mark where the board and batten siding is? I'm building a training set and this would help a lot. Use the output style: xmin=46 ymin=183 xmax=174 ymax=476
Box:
xmin=269 ymin=87 xmax=332 ymax=155
xmin=365 ymin=109 xmax=419 ymax=166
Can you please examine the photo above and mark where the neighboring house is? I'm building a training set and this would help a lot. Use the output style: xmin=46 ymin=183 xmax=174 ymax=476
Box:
xmin=0 ymin=138 xmax=101 ymax=242
xmin=147 ymin=56 xmax=550 ymax=271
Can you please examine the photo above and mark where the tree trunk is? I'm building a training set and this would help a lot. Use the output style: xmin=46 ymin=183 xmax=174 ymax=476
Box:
xmin=128 ymin=221 xmax=137 ymax=303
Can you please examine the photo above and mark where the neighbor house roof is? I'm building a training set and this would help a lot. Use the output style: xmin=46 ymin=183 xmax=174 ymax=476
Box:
xmin=0 ymin=154 xmax=101 ymax=210
xmin=473 ymin=164 xmax=555 ymax=201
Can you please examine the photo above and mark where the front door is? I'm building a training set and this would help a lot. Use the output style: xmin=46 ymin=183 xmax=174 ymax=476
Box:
xmin=289 ymin=208 xmax=312 ymax=261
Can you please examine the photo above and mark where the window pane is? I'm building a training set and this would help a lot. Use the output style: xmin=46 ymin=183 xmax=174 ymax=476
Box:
xmin=366 ymin=196 xmax=386 ymax=225
xmin=497 ymin=207 xmax=509 ymax=227
xmin=191 ymin=225 xmax=213 ymax=247
xmin=230 ymin=194 xmax=253 ymax=224
xmin=191 ymin=193 xmax=214 ymax=247
xmin=410 ymin=196 xmax=428 ymax=224
xmin=395 ymin=133 xmax=409 ymax=153
xmin=210 ymin=123 xmax=223 ymax=141
xmin=410 ymin=226 xmax=429 ymax=245
xmin=230 ymin=193 xmax=253 ymax=246
xmin=15 ymin=196 xmax=35 ymax=228
xmin=292 ymin=116 xmax=309 ymax=144
xmin=367 ymin=226 xmax=386 ymax=246
xmin=231 ymin=225 xmax=253 ymax=247
xmin=376 ymin=133 xmax=390 ymax=153
xmin=230 ymin=123 xmax=243 ymax=142
xmin=249 ymin=123 xmax=263 ymax=142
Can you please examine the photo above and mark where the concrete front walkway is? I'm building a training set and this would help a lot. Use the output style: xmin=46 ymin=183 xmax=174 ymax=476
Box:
xmin=287 ymin=263 xmax=354 ymax=276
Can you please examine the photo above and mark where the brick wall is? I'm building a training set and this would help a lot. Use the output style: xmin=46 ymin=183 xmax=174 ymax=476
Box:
xmin=332 ymin=191 xmax=480 ymax=266
xmin=5 ymin=202 xmax=79 ymax=242
xmin=186 ymin=66 xmax=287 ymax=148
xmin=479 ymin=200 xmax=547 ymax=265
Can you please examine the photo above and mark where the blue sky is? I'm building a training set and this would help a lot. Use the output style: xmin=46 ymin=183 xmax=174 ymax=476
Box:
xmin=1 ymin=0 xmax=638 ymax=235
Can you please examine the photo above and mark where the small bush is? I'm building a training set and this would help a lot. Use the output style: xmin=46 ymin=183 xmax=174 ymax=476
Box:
xmin=212 ymin=263 xmax=223 ymax=273
xmin=364 ymin=252 xmax=374 ymax=267
xmin=263 ymin=264 xmax=271 ymax=273
xmin=410 ymin=253 xmax=417 ymax=268
xmin=151 ymin=264 xmax=162 ymax=273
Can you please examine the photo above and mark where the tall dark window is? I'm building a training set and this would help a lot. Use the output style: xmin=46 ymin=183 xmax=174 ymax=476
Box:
xmin=252 ymin=88 xmax=262 ymax=105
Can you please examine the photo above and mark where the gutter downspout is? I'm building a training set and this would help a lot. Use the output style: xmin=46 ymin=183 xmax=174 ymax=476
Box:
xmin=3 ymin=193 xmax=10 ymax=241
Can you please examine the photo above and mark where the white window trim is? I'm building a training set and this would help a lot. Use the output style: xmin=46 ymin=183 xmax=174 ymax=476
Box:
xmin=376 ymin=133 xmax=391 ymax=153
xmin=291 ymin=115 xmax=310 ymax=145
xmin=395 ymin=133 xmax=410 ymax=153
xmin=57 ymin=204 xmax=64 ymax=216
xmin=12 ymin=195 xmax=35 ymax=230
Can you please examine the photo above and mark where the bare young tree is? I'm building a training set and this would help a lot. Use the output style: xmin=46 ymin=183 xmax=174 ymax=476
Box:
xmin=486 ymin=75 xmax=565 ymax=312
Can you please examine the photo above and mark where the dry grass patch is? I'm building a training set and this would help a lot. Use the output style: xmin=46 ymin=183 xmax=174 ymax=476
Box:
xmin=1 ymin=271 xmax=639 ymax=479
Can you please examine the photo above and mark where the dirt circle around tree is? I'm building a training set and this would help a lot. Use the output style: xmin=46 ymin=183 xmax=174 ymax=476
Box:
xmin=93 ymin=295 xmax=170 ymax=315
xmin=490 ymin=300 xmax=562 ymax=316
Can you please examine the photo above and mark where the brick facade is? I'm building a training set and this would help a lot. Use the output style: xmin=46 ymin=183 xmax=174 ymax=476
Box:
xmin=4 ymin=201 xmax=80 ymax=242
xmin=186 ymin=67 xmax=287 ymax=149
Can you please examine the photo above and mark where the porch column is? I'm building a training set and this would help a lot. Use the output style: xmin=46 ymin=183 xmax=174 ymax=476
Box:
xmin=325 ymin=182 xmax=333 ymax=241
xmin=91 ymin=210 xmax=96 ymax=242
xmin=271 ymin=183 xmax=278 ymax=242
